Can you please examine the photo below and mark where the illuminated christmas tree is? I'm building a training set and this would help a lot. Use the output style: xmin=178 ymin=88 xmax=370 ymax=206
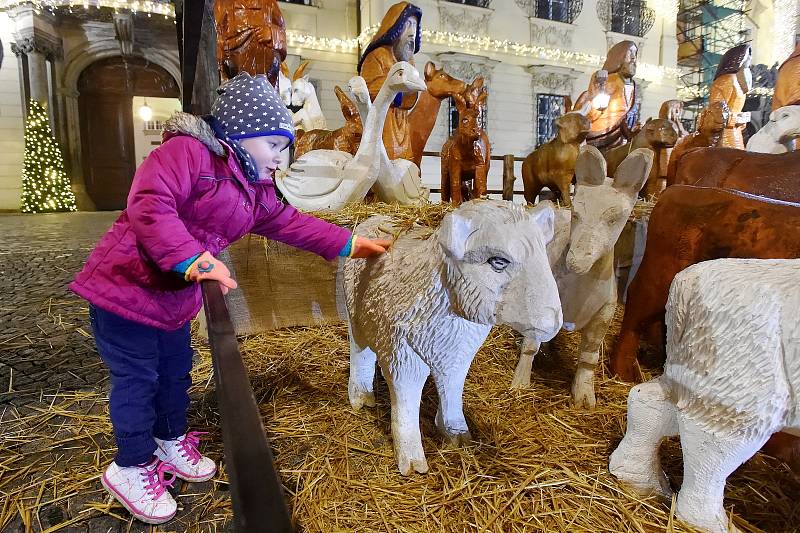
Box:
xmin=20 ymin=100 xmax=77 ymax=213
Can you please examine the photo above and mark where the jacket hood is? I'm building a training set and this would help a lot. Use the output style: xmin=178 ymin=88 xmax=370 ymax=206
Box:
xmin=163 ymin=112 xmax=226 ymax=157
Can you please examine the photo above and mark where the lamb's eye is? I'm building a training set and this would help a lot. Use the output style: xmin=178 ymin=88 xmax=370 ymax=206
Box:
xmin=487 ymin=256 xmax=510 ymax=272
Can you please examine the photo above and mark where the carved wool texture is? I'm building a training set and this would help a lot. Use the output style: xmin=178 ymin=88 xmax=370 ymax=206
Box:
xmin=663 ymin=259 xmax=800 ymax=438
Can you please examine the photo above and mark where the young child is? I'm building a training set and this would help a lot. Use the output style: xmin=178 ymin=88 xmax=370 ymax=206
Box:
xmin=70 ymin=73 xmax=391 ymax=524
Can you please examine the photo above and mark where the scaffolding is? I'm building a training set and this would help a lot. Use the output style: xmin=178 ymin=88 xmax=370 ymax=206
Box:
xmin=676 ymin=0 xmax=749 ymax=119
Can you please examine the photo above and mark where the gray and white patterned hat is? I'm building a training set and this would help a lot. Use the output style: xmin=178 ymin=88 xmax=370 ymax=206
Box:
xmin=211 ymin=72 xmax=295 ymax=143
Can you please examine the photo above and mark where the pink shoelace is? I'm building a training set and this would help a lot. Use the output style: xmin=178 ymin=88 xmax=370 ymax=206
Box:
xmin=141 ymin=461 xmax=176 ymax=499
xmin=177 ymin=431 xmax=208 ymax=465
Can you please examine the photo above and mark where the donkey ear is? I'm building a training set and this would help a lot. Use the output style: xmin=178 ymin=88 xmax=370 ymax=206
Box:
xmin=438 ymin=211 xmax=474 ymax=260
xmin=575 ymin=145 xmax=607 ymax=186
xmin=335 ymin=86 xmax=357 ymax=121
xmin=613 ymin=148 xmax=654 ymax=195
xmin=424 ymin=61 xmax=436 ymax=80
xmin=293 ymin=61 xmax=310 ymax=81
xmin=280 ymin=62 xmax=290 ymax=77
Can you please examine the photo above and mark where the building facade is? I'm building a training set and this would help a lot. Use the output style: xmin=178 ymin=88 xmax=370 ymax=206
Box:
xmin=0 ymin=0 xmax=796 ymax=209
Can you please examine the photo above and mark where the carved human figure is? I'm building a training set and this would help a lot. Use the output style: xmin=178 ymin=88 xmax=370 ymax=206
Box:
xmin=573 ymin=40 xmax=639 ymax=150
xmin=214 ymin=0 xmax=287 ymax=87
xmin=773 ymin=42 xmax=800 ymax=110
xmin=357 ymin=2 xmax=422 ymax=161
xmin=658 ymin=99 xmax=688 ymax=139
xmin=709 ymin=43 xmax=752 ymax=149
xmin=666 ymin=101 xmax=730 ymax=184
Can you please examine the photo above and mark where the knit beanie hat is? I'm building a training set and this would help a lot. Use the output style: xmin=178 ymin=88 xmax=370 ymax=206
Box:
xmin=208 ymin=72 xmax=295 ymax=183
xmin=211 ymin=72 xmax=295 ymax=142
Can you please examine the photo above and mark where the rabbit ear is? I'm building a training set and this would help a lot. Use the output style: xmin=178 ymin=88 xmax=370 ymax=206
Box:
xmin=293 ymin=61 xmax=310 ymax=81
xmin=452 ymin=93 xmax=467 ymax=113
xmin=335 ymin=86 xmax=358 ymax=121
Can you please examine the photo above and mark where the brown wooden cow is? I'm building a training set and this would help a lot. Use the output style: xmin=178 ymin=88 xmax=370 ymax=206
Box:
xmin=612 ymin=185 xmax=800 ymax=379
xmin=610 ymin=185 xmax=800 ymax=471
xmin=669 ymin=147 xmax=800 ymax=202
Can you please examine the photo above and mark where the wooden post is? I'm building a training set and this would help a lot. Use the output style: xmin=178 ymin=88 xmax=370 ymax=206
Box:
xmin=177 ymin=0 xmax=218 ymax=114
xmin=502 ymin=154 xmax=515 ymax=201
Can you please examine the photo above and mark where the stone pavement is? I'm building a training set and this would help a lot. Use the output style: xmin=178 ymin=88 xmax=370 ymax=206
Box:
xmin=0 ymin=211 xmax=118 ymax=400
xmin=0 ymin=212 xmax=233 ymax=532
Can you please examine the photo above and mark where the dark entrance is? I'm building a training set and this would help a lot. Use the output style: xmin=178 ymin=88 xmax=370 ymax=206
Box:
xmin=78 ymin=57 xmax=179 ymax=210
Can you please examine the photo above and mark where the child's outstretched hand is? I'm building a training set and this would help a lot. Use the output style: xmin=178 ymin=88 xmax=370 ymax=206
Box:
xmin=351 ymin=237 xmax=393 ymax=259
xmin=186 ymin=251 xmax=238 ymax=294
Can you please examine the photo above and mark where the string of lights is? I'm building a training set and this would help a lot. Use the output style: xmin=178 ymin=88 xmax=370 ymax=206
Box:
xmin=20 ymin=100 xmax=77 ymax=213
xmin=287 ymin=26 xmax=680 ymax=84
xmin=0 ymin=0 xmax=173 ymax=17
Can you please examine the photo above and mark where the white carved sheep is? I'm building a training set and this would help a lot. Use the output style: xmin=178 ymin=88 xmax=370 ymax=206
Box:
xmin=512 ymin=146 xmax=654 ymax=409
xmin=341 ymin=200 xmax=563 ymax=475
xmin=746 ymin=105 xmax=800 ymax=153
xmin=609 ymin=258 xmax=800 ymax=533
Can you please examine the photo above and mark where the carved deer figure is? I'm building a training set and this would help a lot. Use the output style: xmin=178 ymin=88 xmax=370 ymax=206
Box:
xmin=293 ymin=80 xmax=366 ymax=159
xmin=440 ymin=79 xmax=490 ymax=206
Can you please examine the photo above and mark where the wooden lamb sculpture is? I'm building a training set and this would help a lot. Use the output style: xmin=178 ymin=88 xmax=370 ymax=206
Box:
xmin=521 ymin=111 xmax=592 ymax=208
xmin=274 ymin=62 xmax=426 ymax=211
xmin=512 ymin=145 xmax=654 ymax=409
xmin=293 ymin=80 xmax=367 ymax=159
xmin=290 ymin=61 xmax=327 ymax=132
xmin=746 ymin=104 xmax=800 ymax=153
xmin=342 ymin=200 xmax=562 ymax=475
xmin=610 ymin=258 xmax=800 ymax=533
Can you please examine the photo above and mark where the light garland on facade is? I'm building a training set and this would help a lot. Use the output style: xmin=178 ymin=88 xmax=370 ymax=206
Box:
xmin=0 ymin=0 xmax=174 ymax=17
xmin=287 ymin=25 xmax=679 ymax=84
xmin=20 ymin=100 xmax=77 ymax=213
xmin=677 ymin=85 xmax=774 ymax=101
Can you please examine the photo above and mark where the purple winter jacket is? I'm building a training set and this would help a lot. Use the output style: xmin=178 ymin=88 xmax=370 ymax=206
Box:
xmin=70 ymin=114 xmax=351 ymax=331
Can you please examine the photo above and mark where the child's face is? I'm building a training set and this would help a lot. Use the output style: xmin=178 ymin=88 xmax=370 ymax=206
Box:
xmin=239 ymin=135 xmax=290 ymax=180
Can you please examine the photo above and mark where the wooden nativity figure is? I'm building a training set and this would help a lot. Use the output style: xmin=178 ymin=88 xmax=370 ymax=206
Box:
xmin=357 ymin=1 xmax=422 ymax=162
xmin=708 ymin=43 xmax=752 ymax=149
xmin=573 ymin=40 xmax=640 ymax=150
xmin=214 ymin=0 xmax=287 ymax=87
xmin=773 ymin=41 xmax=800 ymax=110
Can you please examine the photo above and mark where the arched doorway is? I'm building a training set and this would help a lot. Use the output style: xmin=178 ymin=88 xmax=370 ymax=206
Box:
xmin=78 ymin=57 xmax=180 ymax=210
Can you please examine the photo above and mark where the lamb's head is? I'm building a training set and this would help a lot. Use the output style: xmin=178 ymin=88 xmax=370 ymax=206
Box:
xmin=566 ymin=146 xmax=653 ymax=275
xmin=437 ymin=200 xmax=562 ymax=343
xmin=386 ymin=61 xmax=427 ymax=94
xmin=769 ymin=105 xmax=800 ymax=144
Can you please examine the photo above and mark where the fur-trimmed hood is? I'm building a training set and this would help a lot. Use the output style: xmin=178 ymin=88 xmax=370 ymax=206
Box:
xmin=163 ymin=112 xmax=226 ymax=157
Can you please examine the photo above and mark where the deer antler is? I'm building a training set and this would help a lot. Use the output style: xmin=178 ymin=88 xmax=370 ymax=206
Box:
xmin=293 ymin=61 xmax=310 ymax=81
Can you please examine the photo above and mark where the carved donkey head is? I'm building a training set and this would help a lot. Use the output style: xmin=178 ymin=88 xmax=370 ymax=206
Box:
xmin=437 ymin=200 xmax=562 ymax=343
xmin=566 ymin=146 xmax=653 ymax=275
xmin=452 ymin=79 xmax=487 ymax=142
xmin=424 ymin=61 xmax=467 ymax=100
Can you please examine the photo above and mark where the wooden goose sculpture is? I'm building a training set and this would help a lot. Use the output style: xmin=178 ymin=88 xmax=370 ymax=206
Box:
xmin=275 ymin=62 xmax=427 ymax=211
xmin=346 ymin=73 xmax=429 ymax=205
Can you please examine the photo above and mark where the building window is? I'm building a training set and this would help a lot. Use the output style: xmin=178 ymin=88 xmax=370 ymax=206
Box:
xmin=443 ymin=0 xmax=493 ymax=8
xmin=596 ymin=0 xmax=655 ymax=37
xmin=536 ymin=94 xmax=567 ymax=146
xmin=448 ymin=97 xmax=488 ymax=137
xmin=532 ymin=0 xmax=583 ymax=24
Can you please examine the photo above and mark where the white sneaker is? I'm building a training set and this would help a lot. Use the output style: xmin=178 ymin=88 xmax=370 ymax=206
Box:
xmin=101 ymin=457 xmax=178 ymax=524
xmin=155 ymin=431 xmax=217 ymax=482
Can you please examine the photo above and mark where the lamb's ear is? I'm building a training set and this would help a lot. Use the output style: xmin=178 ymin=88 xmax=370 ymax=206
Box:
xmin=575 ymin=145 xmax=607 ymax=186
xmin=613 ymin=148 xmax=654 ymax=196
xmin=438 ymin=211 xmax=474 ymax=260
xmin=528 ymin=201 xmax=555 ymax=244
